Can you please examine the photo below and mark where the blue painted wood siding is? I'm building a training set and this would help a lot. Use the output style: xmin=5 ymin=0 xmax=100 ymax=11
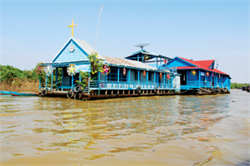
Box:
xmin=187 ymin=70 xmax=198 ymax=81
xmin=53 ymin=40 xmax=89 ymax=63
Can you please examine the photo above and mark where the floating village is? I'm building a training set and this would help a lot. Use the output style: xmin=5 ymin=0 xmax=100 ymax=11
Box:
xmin=31 ymin=20 xmax=231 ymax=100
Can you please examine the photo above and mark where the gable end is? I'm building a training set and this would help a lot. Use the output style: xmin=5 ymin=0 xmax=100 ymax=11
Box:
xmin=52 ymin=39 xmax=89 ymax=63
xmin=166 ymin=57 xmax=197 ymax=67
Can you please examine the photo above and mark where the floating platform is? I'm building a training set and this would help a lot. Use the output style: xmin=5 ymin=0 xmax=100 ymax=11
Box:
xmin=38 ymin=88 xmax=229 ymax=100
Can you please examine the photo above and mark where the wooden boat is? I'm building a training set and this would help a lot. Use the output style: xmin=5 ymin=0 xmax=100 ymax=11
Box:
xmin=0 ymin=91 xmax=11 ymax=95
xmin=9 ymin=91 xmax=38 ymax=96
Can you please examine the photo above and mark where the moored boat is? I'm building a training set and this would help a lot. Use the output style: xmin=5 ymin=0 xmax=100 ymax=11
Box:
xmin=0 ymin=91 xmax=11 ymax=95
xmin=9 ymin=91 xmax=38 ymax=96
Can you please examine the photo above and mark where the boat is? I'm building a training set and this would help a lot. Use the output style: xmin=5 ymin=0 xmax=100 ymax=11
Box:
xmin=9 ymin=91 xmax=38 ymax=96
xmin=0 ymin=91 xmax=11 ymax=95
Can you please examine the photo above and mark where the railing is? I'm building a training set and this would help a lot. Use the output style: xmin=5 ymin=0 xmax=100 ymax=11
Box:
xmin=51 ymin=81 xmax=61 ymax=91
xmin=89 ymin=81 xmax=175 ymax=90
xmin=158 ymin=84 xmax=174 ymax=89
xmin=187 ymin=81 xmax=212 ymax=88
xmin=182 ymin=81 xmax=225 ymax=89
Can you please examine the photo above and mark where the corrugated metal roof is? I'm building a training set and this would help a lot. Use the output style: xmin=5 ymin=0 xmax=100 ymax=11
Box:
xmin=74 ymin=37 xmax=105 ymax=60
xmin=178 ymin=57 xmax=199 ymax=67
xmin=179 ymin=57 xmax=214 ymax=69
xmin=194 ymin=60 xmax=214 ymax=69
xmin=102 ymin=55 xmax=157 ymax=70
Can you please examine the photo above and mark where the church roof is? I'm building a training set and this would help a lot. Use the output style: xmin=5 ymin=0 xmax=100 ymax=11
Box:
xmin=73 ymin=38 xmax=157 ymax=70
xmin=73 ymin=38 xmax=105 ymax=60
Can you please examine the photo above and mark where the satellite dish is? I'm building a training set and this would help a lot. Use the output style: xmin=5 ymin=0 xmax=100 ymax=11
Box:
xmin=135 ymin=43 xmax=150 ymax=50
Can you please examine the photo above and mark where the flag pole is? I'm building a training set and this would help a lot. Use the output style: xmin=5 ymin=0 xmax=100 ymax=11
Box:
xmin=216 ymin=59 xmax=219 ymax=69
xmin=94 ymin=4 xmax=103 ymax=52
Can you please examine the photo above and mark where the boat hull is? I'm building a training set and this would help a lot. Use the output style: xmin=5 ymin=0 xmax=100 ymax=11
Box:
xmin=0 ymin=91 xmax=11 ymax=95
xmin=9 ymin=91 xmax=38 ymax=96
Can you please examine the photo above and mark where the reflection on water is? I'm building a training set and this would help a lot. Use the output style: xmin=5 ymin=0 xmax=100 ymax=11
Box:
xmin=0 ymin=90 xmax=249 ymax=166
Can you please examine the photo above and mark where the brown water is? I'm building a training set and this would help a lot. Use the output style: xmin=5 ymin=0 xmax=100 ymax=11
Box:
xmin=0 ymin=90 xmax=249 ymax=166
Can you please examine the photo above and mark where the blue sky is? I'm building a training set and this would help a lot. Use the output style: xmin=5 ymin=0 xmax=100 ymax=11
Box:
xmin=1 ymin=0 xmax=249 ymax=83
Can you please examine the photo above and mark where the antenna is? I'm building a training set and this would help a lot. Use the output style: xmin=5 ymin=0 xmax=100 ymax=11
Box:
xmin=135 ymin=43 xmax=150 ymax=50
xmin=94 ymin=4 xmax=103 ymax=51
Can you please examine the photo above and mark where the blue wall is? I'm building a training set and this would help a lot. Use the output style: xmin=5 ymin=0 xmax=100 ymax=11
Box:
xmin=53 ymin=40 xmax=89 ymax=63
xmin=187 ymin=70 xmax=198 ymax=81
xmin=223 ymin=76 xmax=231 ymax=91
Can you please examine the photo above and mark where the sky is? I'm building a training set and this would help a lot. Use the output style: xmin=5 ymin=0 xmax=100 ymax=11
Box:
xmin=0 ymin=0 xmax=249 ymax=83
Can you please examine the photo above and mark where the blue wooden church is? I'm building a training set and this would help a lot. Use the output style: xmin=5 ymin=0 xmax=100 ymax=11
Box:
xmin=40 ymin=36 xmax=181 ymax=99
xmin=39 ymin=21 xmax=230 ymax=98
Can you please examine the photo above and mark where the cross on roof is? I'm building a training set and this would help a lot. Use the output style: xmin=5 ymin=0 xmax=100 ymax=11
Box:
xmin=68 ymin=19 xmax=77 ymax=37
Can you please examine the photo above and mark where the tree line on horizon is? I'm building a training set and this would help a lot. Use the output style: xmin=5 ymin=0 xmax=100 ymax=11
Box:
xmin=0 ymin=64 xmax=56 ymax=88
xmin=230 ymin=82 xmax=250 ymax=89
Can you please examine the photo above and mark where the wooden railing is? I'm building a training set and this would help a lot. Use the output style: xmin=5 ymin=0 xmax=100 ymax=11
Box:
xmin=89 ymin=81 xmax=174 ymax=90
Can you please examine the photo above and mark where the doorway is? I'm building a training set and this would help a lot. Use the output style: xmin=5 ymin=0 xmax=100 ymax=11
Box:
xmin=178 ymin=70 xmax=187 ymax=85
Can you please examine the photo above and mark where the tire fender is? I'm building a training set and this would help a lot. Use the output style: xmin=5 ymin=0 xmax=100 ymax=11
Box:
xmin=67 ymin=90 xmax=74 ymax=99
xmin=41 ymin=89 xmax=47 ymax=97
xmin=136 ymin=87 xmax=141 ymax=94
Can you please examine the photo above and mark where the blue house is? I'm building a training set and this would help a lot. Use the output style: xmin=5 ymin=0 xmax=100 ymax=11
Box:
xmin=40 ymin=37 xmax=181 ymax=99
xmin=165 ymin=56 xmax=231 ymax=93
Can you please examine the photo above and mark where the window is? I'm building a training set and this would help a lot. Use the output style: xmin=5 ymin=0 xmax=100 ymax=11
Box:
xmin=119 ymin=68 xmax=127 ymax=82
xmin=135 ymin=70 xmax=138 ymax=80
xmin=107 ymin=67 xmax=118 ymax=81
xmin=106 ymin=67 xmax=127 ymax=82
xmin=149 ymin=72 xmax=152 ymax=81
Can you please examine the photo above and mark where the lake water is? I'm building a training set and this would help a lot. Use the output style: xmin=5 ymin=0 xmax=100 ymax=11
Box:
xmin=0 ymin=90 xmax=249 ymax=166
